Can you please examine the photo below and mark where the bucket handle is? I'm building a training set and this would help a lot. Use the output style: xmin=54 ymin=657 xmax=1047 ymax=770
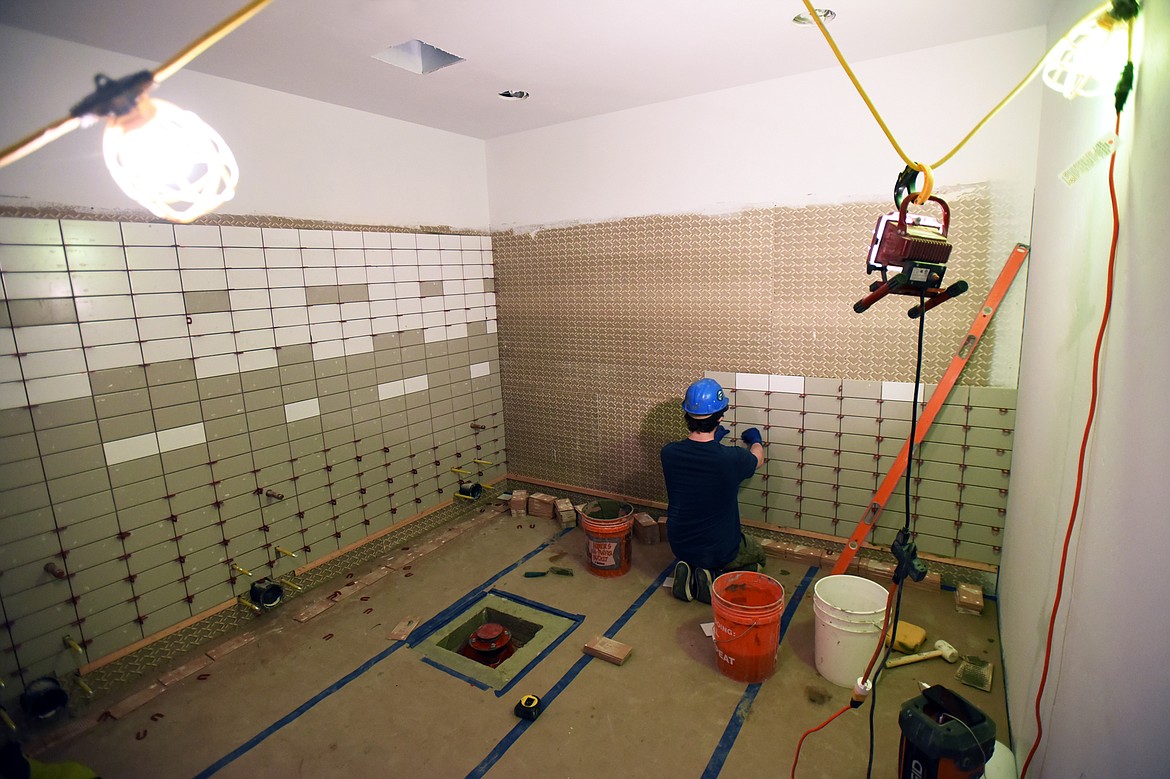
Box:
xmin=713 ymin=621 xmax=759 ymax=643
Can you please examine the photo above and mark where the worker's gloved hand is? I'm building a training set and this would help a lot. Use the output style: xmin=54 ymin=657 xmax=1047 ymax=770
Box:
xmin=715 ymin=425 xmax=730 ymax=442
xmin=741 ymin=427 xmax=764 ymax=447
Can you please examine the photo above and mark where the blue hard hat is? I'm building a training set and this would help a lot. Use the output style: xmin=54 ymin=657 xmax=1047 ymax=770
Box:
xmin=682 ymin=378 xmax=728 ymax=415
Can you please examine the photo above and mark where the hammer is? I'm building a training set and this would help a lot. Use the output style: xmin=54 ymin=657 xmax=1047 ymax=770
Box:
xmin=885 ymin=640 xmax=959 ymax=668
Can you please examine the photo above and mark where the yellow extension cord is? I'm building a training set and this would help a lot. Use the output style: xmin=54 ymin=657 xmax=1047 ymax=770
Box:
xmin=797 ymin=0 xmax=1115 ymax=204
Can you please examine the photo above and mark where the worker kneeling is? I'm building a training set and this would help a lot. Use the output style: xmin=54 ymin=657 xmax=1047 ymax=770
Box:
xmin=661 ymin=378 xmax=766 ymax=604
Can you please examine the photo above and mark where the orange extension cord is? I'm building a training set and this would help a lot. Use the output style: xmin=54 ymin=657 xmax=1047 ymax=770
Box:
xmin=1019 ymin=110 xmax=1124 ymax=778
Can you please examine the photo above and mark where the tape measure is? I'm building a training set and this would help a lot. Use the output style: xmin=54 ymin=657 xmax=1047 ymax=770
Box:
xmin=514 ymin=694 xmax=541 ymax=721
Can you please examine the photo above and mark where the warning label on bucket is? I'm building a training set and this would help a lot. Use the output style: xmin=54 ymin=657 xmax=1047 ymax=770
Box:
xmin=588 ymin=539 xmax=620 ymax=568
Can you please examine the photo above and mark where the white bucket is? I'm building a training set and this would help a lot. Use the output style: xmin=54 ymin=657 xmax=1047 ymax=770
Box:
xmin=812 ymin=574 xmax=889 ymax=688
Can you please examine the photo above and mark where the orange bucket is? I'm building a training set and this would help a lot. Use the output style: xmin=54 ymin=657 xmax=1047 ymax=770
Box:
xmin=711 ymin=571 xmax=785 ymax=683
xmin=577 ymin=500 xmax=634 ymax=578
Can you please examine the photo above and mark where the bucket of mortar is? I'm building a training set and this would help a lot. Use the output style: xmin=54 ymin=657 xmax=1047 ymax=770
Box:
xmin=812 ymin=574 xmax=889 ymax=688
xmin=711 ymin=571 xmax=785 ymax=683
xmin=577 ymin=499 xmax=634 ymax=578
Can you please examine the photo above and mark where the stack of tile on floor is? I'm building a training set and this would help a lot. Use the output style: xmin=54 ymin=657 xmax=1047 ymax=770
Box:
xmin=554 ymin=498 xmax=576 ymax=529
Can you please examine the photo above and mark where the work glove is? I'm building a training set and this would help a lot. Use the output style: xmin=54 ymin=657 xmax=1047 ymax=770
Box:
xmin=715 ymin=425 xmax=730 ymax=442
xmin=741 ymin=427 xmax=763 ymax=447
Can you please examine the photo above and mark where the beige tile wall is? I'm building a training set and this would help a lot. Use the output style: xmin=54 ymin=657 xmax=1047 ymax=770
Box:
xmin=492 ymin=187 xmax=1019 ymax=564
xmin=0 ymin=216 xmax=505 ymax=701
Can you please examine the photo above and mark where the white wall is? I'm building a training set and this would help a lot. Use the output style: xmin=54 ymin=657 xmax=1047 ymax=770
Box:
xmin=1000 ymin=3 xmax=1170 ymax=776
xmin=486 ymin=27 xmax=1045 ymax=229
xmin=0 ymin=26 xmax=490 ymax=231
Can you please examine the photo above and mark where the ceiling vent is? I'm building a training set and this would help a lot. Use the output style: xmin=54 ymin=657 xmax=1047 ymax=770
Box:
xmin=373 ymin=40 xmax=464 ymax=74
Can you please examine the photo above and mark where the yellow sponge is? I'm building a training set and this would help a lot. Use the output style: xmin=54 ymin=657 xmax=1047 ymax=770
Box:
xmin=885 ymin=621 xmax=927 ymax=654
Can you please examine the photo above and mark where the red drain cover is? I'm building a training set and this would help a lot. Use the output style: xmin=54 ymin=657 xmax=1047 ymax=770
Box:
xmin=459 ymin=623 xmax=516 ymax=668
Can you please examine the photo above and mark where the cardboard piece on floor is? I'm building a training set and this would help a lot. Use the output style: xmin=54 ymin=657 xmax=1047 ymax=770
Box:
xmin=583 ymin=636 xmax=632 ymax=665
xmin=159 ymin=654 xmax=213 ymax=686
xmin=206 ymin=632 xmax=256 ymax=660
xmin=294 ymin=599 xmax=335 ymax=623
xmin=700 ymin=622 xmax=715 ymax=638
xmin=388 ymin=616 xmax=420 ymax=641
xmin=107 ymin=683 xmax=165 ymax=719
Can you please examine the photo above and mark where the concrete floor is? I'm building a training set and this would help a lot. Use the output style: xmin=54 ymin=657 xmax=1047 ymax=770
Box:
xmin=32 ymin=510 xmax=1009 ymax=778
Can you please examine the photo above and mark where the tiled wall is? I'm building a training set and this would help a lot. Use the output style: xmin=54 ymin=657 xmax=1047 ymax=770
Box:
xmin=717 ymin=372 xmax=1014 ymax=567
xmin=0 ymin=216 xmax=505 ymax=701
xmin=492 ymin=186 xmax=1020 ymax=564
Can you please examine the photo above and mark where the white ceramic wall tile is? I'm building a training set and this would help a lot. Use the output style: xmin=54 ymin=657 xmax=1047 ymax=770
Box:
xmin=881 ymin=381 xmax=923 ymax=403
xmin=337 ymin=266 xmax=366 ymax=285
xmin=311 ymin=340 xmax=344 ymax=361
xmin=437 ymin=235 xmax=460 ymax=250
xmin=441 ymin=265 xmax=464 ymax=281
xmin=469 ymin=361 xmax=490 ymax=379
xmin=25 ymin=373 xmax=91 ymax=404
xmin=369 ymin=300 xmax=397 ymax=318
xmin=141 ymin=338 xmax=192 ymax=363
xmin=377 ymin=380 xmax=404 ymax=399
xmin=734 ymin=373 xmax=769 ymax=392
xmin=438 ymin=249 xmax=460 ymax=266
xmin=446 ymin=323 xmax=468 ymax=340
xmin=15 ymin=324 xmax=82 ymax=352
xmin=20 ymin=350 xmax=87 ymax=379
xmin=422 ymin=311 xmax=445 ymax=328
xmin=230 ymin=289 xmax=270 ymax=310
xmin=419 ymin=266 xmax=442 ymax=282
xmin=137 ymin=316 xmax=189 ymax=341
xmin=301 ymin=248 xmax=335 ymax=267
xmin=191 ymin=333 xmax=237 ymax=358
xmin=262 ymin=228 xmax=299 ymax=248
xmin=366 ymin=250 xmax=392 ymax=267
xmin=360 ymin=231 xmax=389 ymax=249
xmin=274 ymin=325 xmax=310 ymax=346
xmin=372 ymin=316 xmax=398 ymax=334
xmin=187 ymin=312 xmax=232 ymax=336
xmin=3 ymin=272 xmax=73 ymax=298
xmin=395 ymin=281 xmax=421 ymax=299
xmin=220 ymin=226 xmax=263 ymax=248
xmin=389 ymin=233 xmax=415 ymax=250
xmin=466 ymin=307 xmax=485 ymax=323
xmin=481 ymin=236 xmax=493 ymax=250
xmin=236 ymin=330 xmax=274 ymax=351
xmin=129 ymin=270 xmax=182 ymax=294
xmin=103 ymin=432 xmax=160 ymax=465
xmin=130 ymin=293 xmax=182 ymax=319
xmin=125 ymin=246 xmax=178 ymax=270
xmin=333 ymin=231 xmax=363 ymax=249
xmin=486 ymin=320 xmax=497 ymax=334
xmin=0 ymin=381 xmax=28 ymax=410
xmin=340 ymin=301 xmax=370 ymax=320
xmin=399 ymin=313 xmax=423 ymax=330
xmin=300 ymin=230 xmax=333 ymax=249
xmin=267 ymin=268 xmax=304 ymax=288
xmin=422 ymin=297 xmax=445 ymax=315
xmin=174 ymin=224 xmax=222 ymax=247
xmin=284 ymin=397 xmax=320 ymax=423
xmin=157 ymin=423 xmax=207 ymax=452
xmin=303 ymin=267 xmax=337 ymax=286
xmin=368 ymin=284 xmax=395 ymax=300
xmin=86 ymin=343 xmax=143 ymax=371
xmin=264 ymin=248 xmax=301 ymax=267
xmin=120 ymin=222 xmax=174 ymax=246
xmin=194 ymin=353 xmax=239 ymax=379
xmin=310 ymin=322 xmax=343 ymax=343
xmin=0 ymin=245 xmax=66 ymax=272
xmin=224 ymin=247 xmax=264 ymax=267
xmin=392 ymin=249 xmax=417 ymax=267
xmin=269 ymin=287 xmax=306 ymax=308
xmin=342 ymin=336 xmax=373 ymax=356
xmin=393 ymin=265 xmax=419 ymax=282
xmin=335 ymin=249 xmax=363 ymax=267
xmin=179 ymin=269 xmax=228 ymax=291
xmin=445 ymin=309 xmax=467 ymax=325
xmin=70 ymin=271 xmax=131 ymax=296
xmin=417 ymin=250 xmax=439 ymax=266
xmin=397 ymin=298 xmax=422 ymax=316
xmin=308 ymin=304 xmax=341 ymax=324
xmin=76 ymin=295 xmax=136 ymax=321
xmin=233 ymin=309 xmax=272 ymax=331
xmin=341 ymin=319 xmax=371 ymax=339
xmin=272 ymin=307 xmax=308 ymax=327
xmin=403 ymin=374 xmax=429 ymax=394
xmin=443 ymin=280 xmax=465 ymax=295
xmin=177 ymin=247 xmax=225 ymax=269
xmin=238 ymin=349 xmax=278 ymax=372
xmin=0 ymin=217 xmax=61 ymax=245
xmin=65 ymin=245 xmax=125 ymax=270
xmin=81 ymin=320 xmax=139 ymax=347
xmin=768 ymin=375 xmax=805 ymax=394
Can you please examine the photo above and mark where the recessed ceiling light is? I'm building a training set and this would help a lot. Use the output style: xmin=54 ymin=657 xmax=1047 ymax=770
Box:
xmin=792 ymin=9 xmax=836 ymax=25
xmin=498 ymin=90 xmax=530 ymax=101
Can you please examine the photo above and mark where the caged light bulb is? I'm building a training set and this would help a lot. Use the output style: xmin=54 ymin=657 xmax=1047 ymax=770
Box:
xmin=102 ymin=97 xmax=239 ymax=223
xmin=1042 ymin=10 xmax=1129 ymax=99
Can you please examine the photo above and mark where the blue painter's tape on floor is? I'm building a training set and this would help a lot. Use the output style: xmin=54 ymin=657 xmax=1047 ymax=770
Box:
xmin=419 ymin=656 xmax=492 ymax=690
xmin=191 ymin=530 xmax=569 ymax=778
xmin=191 ymin=640 xmax=407 ymax=779
xmin=464 ymin=562 xmax=675 ymax=779
xmin=699 ymin=565 xmax=819 ymax=779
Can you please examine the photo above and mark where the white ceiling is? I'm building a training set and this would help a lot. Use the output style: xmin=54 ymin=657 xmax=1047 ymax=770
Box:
xmin=0 ymin=0 xmax=1055 ymax=140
